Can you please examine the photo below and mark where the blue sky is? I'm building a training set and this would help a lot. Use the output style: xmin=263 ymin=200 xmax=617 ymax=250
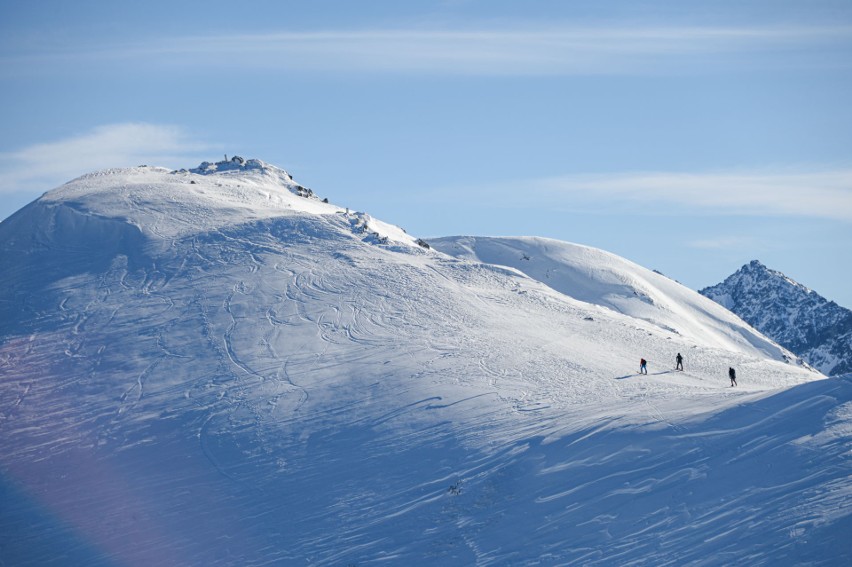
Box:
xmin=1 ymin=0 xmax=851 ymax=306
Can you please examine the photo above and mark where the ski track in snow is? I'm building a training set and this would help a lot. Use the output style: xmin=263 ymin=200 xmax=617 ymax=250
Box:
xmin=0 ymin=165 xmax=848 ymax=565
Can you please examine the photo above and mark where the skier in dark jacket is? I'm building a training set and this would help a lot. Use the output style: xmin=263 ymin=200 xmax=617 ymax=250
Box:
xmin=676 ymin=353 xmax=683 ymax=371
xmin=729 ymin=367 xmax=737 ymax=387
xmin=639 ymin=358 xmax=648 ymax=374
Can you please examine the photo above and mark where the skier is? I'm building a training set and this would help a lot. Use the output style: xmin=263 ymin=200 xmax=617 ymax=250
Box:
xmin=676 ymin=353 xmax=683 ymax=371
xmin=729 ymin=367 xmax=737 ymax=387
xmin=639 ymin=358 xmax=648 ymax=375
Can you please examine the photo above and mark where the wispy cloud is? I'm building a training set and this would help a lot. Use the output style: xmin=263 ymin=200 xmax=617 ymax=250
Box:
xmin=0 ymin=123 xmax=215 ymax=193
xmin=443 ymin=168 xmax=852 ymax=221
xmin=687 ymin=236 xmax=760 ymax=250
xmin=7 ymin=24 xmax=852 ymax=76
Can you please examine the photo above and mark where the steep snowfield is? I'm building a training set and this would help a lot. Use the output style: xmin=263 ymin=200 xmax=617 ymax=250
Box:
xmin=0 ymin=160 xmax=849 ymax=565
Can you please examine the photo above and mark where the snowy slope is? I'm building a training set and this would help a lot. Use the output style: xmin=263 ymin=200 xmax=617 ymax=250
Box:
xmin=701 ymin=260 xmax=852 ymax=377
xmin=429 ymin=236 xmax=797 ymax=361
xmin=0 ymin=159 xmax=848 ymax=566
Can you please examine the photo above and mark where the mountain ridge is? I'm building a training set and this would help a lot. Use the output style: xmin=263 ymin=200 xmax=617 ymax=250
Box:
xmin=701 ymin=260 xmax=852 ymax=376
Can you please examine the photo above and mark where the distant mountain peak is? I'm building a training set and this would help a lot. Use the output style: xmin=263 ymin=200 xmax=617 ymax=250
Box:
xmin=736 ymin=260 xmax=818 ymax=298
xmin=739 ymin=259 xmax=774 ymax=277
xmin=701 ymin=261 xmax=852 ymax=376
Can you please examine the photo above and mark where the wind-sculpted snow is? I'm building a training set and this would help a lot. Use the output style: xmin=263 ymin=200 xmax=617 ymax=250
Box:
xmin=0 ymin=164 xmax=848 ymax=565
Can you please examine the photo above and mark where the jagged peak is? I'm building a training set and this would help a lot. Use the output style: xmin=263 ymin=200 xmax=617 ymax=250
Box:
xmin=731 ymin=260 xmax=815 ymax=295
xmin=701 ymin=260 xmax=852 ymax=376
xmin=737 ymin=260 xmax=779 ymax=279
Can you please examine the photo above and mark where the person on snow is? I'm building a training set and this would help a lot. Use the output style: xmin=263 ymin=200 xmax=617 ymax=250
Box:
xmin=639 ymin=358 xmax=648 ymax=374
xmin=729 ymin=367 xmax=737 ymax=387
xmin=676 ymin=353 xmax=683 ymax=371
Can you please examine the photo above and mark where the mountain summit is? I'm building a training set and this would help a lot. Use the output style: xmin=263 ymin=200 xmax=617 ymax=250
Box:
xmin=701 ymin=260 xmax=852 ymax=376
xmin=0 ymin=161 xmax=848 ymax=565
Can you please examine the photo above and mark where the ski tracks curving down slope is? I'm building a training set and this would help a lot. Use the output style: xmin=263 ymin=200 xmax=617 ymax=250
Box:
xmin=0 ymin=160 xmax=848 ymax=565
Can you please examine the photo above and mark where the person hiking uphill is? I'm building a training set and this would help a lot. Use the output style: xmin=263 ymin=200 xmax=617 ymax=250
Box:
xmin=676 ymin=353 xmax=683 ymax=371
xmin=729 ymin=367 xmax=737 ymax=387
xmin=639 ymin=358 xmax=648 ymax=375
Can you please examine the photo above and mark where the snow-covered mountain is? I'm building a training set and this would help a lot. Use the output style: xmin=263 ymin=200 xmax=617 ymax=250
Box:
xmin=1 ymin=158 xmax=849 ymax=565
xmin=429 ymin=236 xmax=795 ymax=360
xmin=701 ymin=260 xmax=852 ymax=377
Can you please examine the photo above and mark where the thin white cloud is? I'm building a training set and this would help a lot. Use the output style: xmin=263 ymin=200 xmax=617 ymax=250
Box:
xmin=0 ymin=123 xmax=215 ymax=193
xmin=687 ymin=236 xmax=760 ymax=250
xmin=7 ymin=24 xmax=852 ymax=76
xmin=533 ymin=169 xmax=852 ymax=220
xmin=439 ymin=168 xmax=852 ymax=221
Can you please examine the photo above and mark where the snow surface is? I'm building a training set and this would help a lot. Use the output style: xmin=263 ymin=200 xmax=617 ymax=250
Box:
xmin=429 ymin=236 xmax=794 ymax=359
xmin=0 ymin=160 xmax=849 ymax=565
